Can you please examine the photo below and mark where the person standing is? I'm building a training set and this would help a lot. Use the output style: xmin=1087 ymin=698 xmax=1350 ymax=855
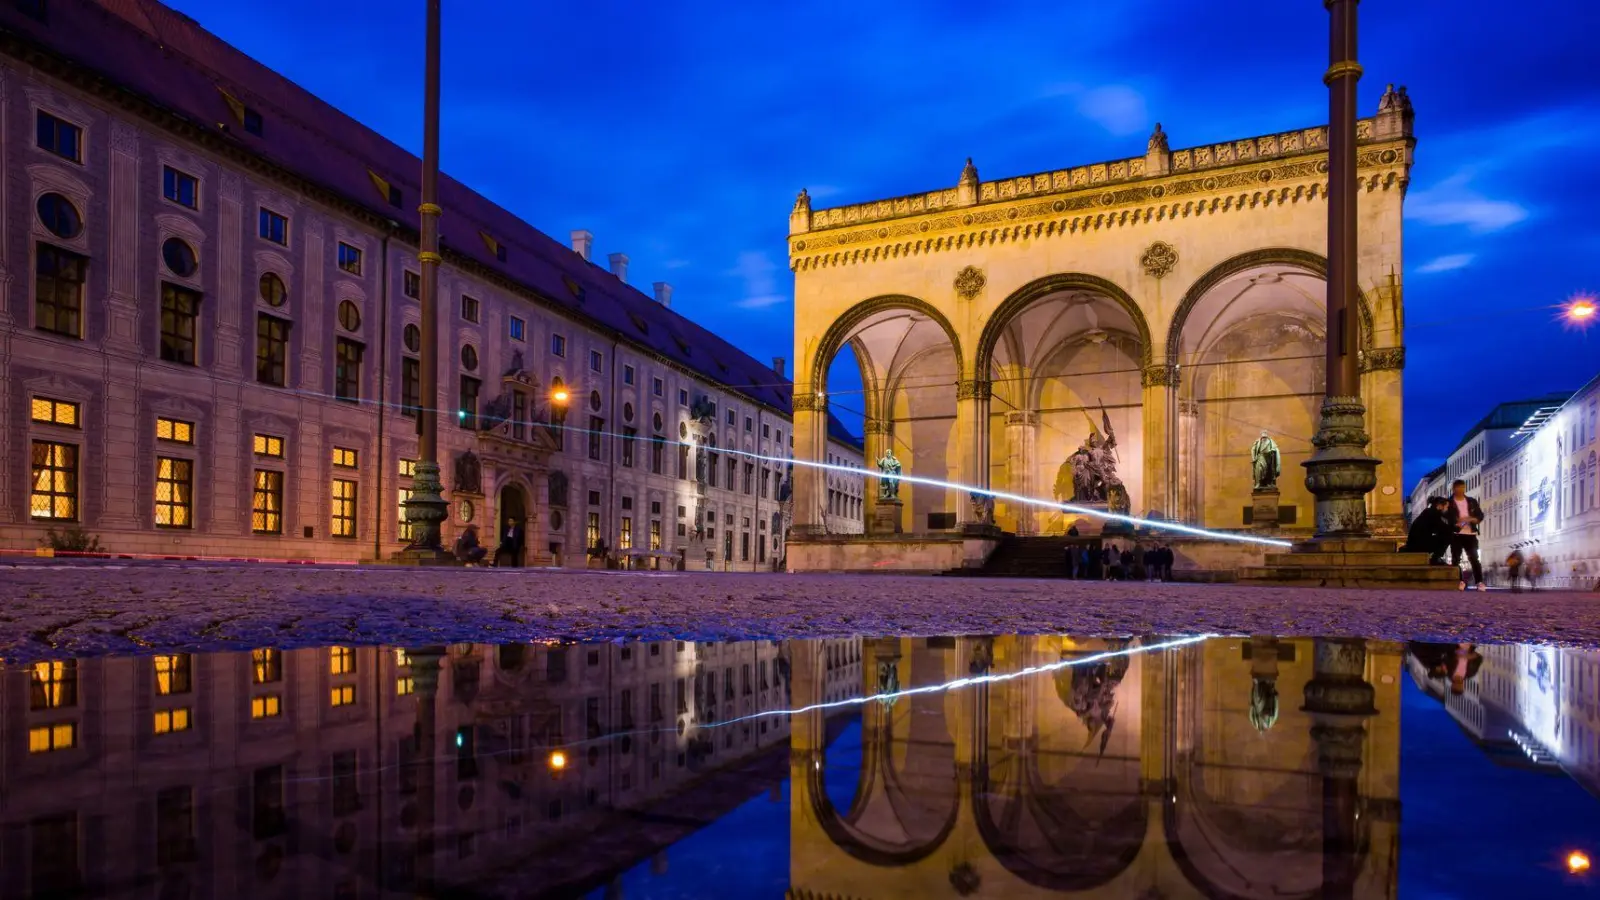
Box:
xmin=1102 ymin=544 xmax=1116 ymax=581
xmin=1119 ymin=546 xmax=1134 ymax=581
xmin=1505 ymin=549 xmax=1525 ymax=593
xmin=1064 ymin=541 xmax=1077 ymax=579
xmin=1159 ymin=545 xmax=1175 ymax=582
xmin=495 ymin=515 xmax=525 ymax=568
xmin=1442 ymin=479 xmax=1486 ymax=591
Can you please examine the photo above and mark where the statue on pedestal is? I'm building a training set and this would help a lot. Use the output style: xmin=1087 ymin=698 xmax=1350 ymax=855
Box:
xmin=1251 ymin=431 xmax=1281 ymax=491
xmin=1062 ymin=403 xmax=1122 ymax=503
xmin=876 ymin=448 xmax=903 ymax=501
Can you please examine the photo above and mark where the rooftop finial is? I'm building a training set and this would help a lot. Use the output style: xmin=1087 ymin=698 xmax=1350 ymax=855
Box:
xmin=1378 ymin=83 xmax=1413 ymax=114
xmin=1148 ymin=122 xmax=1169 ymax=154
xmin=793 ymin=188 xmax=811 ymax=213
xmin=959 ymin=157 xmax=978 ymax=185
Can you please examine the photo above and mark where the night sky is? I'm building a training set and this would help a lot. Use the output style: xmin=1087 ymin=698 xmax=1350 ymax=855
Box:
xmin=164 ymin=0 xmax=1600 ymax=486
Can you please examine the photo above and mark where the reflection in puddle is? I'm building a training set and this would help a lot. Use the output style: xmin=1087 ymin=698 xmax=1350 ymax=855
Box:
xmin=3 ymin=636 xmax=1598 ymax=898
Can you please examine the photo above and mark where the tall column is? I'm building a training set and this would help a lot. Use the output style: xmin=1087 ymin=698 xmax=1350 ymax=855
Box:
xmin=1177 ymin=398 xmax=1201 ymax=524
xmin=1362 ymin=346 xmax=1406 ymax=536
xmin=0 ymin=66 xmax=11 ymax=525
xmin=790 ymin=390 xmax=827 ymax=536
xmin=1304 ymin=0 xmax=1379 ymax=538
xmin=955 ymin=379 xmax=991 ymax=526
xmin=1141 ymin=363 xmax=1178 ymax=520
xmin=1003 ymin=411 xmax=1039 ymax=533
xmin=1301 ymin=639 xmax=1376 ymax=899
xmin=407 ymin=647 xmax=445 ymax=894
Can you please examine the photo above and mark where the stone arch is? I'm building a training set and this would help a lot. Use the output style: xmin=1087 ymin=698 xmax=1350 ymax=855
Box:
xmin=1166 ymin=248 xmax=1374 ymax=363
xmin=976 ymin=273 xmax=1154 ymax=374
xmin=808 ymin=294 xmax=964 ymax=392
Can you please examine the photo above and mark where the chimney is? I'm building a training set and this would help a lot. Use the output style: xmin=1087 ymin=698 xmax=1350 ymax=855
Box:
xmin=608 ymin=252 xmax=629 ymax=282
xmin=570 ymin=229 xmax=593 ymax=261
xmin=653 ymin=281 xmax=673 ymax=308
xmin=773 ymin=357 xmax=786 ymax=378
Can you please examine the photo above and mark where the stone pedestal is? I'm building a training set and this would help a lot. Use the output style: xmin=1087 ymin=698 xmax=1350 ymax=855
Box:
xmin=870 ymin=499 xmax=903 ymax=536
xmin=1237 ymin=538 xmax=1459 ymax=589
xmin=1251 ymin=488 xmax=1280 ymax=530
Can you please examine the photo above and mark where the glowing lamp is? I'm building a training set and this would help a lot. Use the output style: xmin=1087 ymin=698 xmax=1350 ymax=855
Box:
xmin=551 ymin=388 xmax=570 ymax=405
xmin=1564 ymin=295 xmax=1598 ymax=330
xmin=1569 ymin=851 xmax=1591 ymax=875
xmin=548 ymin=750 xmax=568 ymax=771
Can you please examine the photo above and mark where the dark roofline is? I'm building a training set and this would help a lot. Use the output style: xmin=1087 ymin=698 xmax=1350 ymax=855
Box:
xmin=0 ymin=5 xmax=797 ymax=417
xmin=1453 ymin=392 xmax=1575 ymax=451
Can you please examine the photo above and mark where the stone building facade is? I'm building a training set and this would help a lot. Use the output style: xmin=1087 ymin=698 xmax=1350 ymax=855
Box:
xmin=787 ymin=90 xmax=1417 ymax=565
xmin=0 ymin=0 xmax=862 ymax=566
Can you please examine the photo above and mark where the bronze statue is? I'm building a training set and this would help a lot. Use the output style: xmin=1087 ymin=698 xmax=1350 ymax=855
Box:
xmin=1063 ymin=403 xmax=1122 ymax=503
xmin=876 ymin=448 xmax=903 ymax=502
xmin=1251 ymin=431 xmax=1281 ymax=491
xmin=454 ymin=450 xmax=482 ymax=495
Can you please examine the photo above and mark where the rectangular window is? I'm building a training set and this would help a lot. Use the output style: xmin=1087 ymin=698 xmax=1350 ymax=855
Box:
xmin=243 ymin=107 xmax=264 ymax=137
xmin=586 ymin=512 xmax=601 ymax=550
xmin=588 ymin=416 xmax=604 ymax=461
xmin=334 ymin=338 xmax=363 ymax=402
xmin=509 ymin=315 xmax=525 ymax=341
xmin=155 ymin=417 xmax=194 ymax=444
xmin=30 ymin=396 xmax=79 ymax=427
xmin=154 ymin=654 xmax=193 ymax=695
xmin=650 ymin=520 xmax=662 ymax=550
xmin=726 ymin=409 xmax=736 ymax=427
xmin=727 ymin=458 xmax=737 ymax=489
xmin=251 ymin=694 xmax=282 ymax=719
xmin=30 ymin=440 xmax=78 ymax=521
xmin=403 ymin=270 xmax=420 ymax=298
xmin=163 ymin=166 xmax=198 ymax=208
xmin=590 ymin=350 xmax=603 ymax=372
xmin=159 ymin=283 xmax=201 ymax=365
xmin=332 ymin=752 xmax=360 ymax=816
xmin=30 ymin=661 xmax=77 ymax=709
xmin=551 ymin=333 xmax=566 ymax=357
xmin=252 ymin=469 xmax=284 ymax=534
xmin=330 ymin=684 xmax=355 ymax=706
xmin=623 ymin=365 xmax=636 ymax=386
xmin=762 ymin=423 xmax=770 ymax=439
xmin=36 ymin=110 xmax=81 ymax=162
xmin=459 ymin=376 xmax=481 ymax=430
xmin=337 ymin=241 xmax=363 ymax=275
xmin=331 ymin=479 xmax=357 ymax=538
xmin=620 ymin=517 xmax=633 ymax=550
xmin=258 ymin=207 xmax=287 ymax=245
xmin=330 ymin=645 xmax=355 ymax=675
xmin=153 ymin=707 xmax=192 ymax=734
xmin=679 ymin=389 xmax=689 ymax=406
xmin=744 ymin=463 xmax=754 ymax=495
xmin=35 ymin=243 xmax=87 ymax=338
xmin=252 ymin=766 xmax=286 ymax=839
xmin=252 ymin=648 xmax=282 ymax=684
xmin=28 ymin=723 xmax=77 ymax=754
xmin=155 ymin=457 xmax=193 ymax=528
xmin=252 ymin=433 xmax=284 ymax=457
xmin=651 ymin=437 xmax=665 ymax=474
xmin=745 ymin=417 xmax=753 ymax=433
xmin=156 ymin=787 xmax=196 ymax=866
xmin=401 ymin=357 xmax=420 ymax=417
xmin=399 ymin=458 xmax=417 ymax=477
xmin=398 ymin=486 xmax=415 ymax=541
xmin=332 ymin=446 xmax=358 ymax=468
xmin=461 ymin=295 xmax=480 ymax=323
xmin=621 ymin=428 xmax=636 ymax=467
xmin=653 ymin=377 xmax=664 ymax=397
xmin=256 ymin=313 xmax=289 ymax=386
xmin=679 ymin=444 xmax=689 ymax=480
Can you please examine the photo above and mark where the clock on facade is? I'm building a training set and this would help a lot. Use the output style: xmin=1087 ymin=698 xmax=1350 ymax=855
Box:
xmin=459 ymin=499 xmax=474 ymax=522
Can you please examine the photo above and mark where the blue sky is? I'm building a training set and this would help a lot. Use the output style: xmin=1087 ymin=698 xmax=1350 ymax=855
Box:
xmin=166 ymin=0 xmax=1600 ymax=486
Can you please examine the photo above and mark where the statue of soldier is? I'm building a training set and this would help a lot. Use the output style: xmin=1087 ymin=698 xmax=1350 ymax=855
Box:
xmin=1251 ymin=431 xmax=1281 ymax=491
xmin=876 ymin=448 xmax=903 ymax=502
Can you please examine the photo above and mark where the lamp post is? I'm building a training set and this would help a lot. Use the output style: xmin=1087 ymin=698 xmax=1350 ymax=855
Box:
xmin=399 ymin=0 xmax=452 ymax=560
xmin=1302 ymin=0 xmax=1379 ymax=539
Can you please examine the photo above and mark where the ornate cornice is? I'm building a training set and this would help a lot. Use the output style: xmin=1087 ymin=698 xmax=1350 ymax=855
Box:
xmin=1141 ymin=364 xmax=1180 ymax=388
xmin=1360 ymin=346 xmax=1405 ymax=373
xmin=790 ymin=141 xmax=1411 ymax=272
xmin=791 ymin=392 xmax=826 ymax=412
xmin=956 ymin=379 xmax=992 ymax=401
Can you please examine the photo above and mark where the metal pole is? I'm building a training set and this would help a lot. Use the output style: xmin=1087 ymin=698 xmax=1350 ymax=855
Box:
xmin=401 ymin=0 xmax=451 ymax=558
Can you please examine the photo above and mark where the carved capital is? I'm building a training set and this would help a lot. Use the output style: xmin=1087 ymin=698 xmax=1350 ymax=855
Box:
xmin=1141 ymin=364 xmax=1179 ymax=388
xmin=954 ymin=265 xmax=986 ymax=300
xmin=956 ymin=379 xmax=992 ymax=401
xmin=1004 ymin=410 xmax=1039 ymax=428
xmin=1359 ymin=346 xmax=1405 ymax=372
xmin=862 ymin=418 xmax=892 ymax=435
xmin=791 ymin=392 xmax=826 ymax=413
xmin=1140 ymin=241 xmax=1178 ymax=279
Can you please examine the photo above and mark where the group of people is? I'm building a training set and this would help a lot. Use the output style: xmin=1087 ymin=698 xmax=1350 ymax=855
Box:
xmin=1403 ymin=477 xmax=1552 ymax=591
xmin=1064 ymin=541 xmax=1176 ymax=581
xmin=452 ymin=517 xmax=525 ymax=567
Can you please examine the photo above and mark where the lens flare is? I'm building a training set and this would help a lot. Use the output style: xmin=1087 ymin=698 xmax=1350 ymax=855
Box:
xmin=1568 ymin=850 xmax=1591 ymax=874
xmin=548 ymin=750 xmax=568 ymax=771
xmin=1563 ymin=294 xmax=1597 ymax=330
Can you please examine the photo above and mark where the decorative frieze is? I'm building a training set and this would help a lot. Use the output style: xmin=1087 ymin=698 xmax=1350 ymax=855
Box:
xmin=956 ymin=379 xmax=992 ymax=401
xmin=791 ymin=392 xmax=826 ymax=412
xmin=1141 ymin=364 xmax=1180 ymax=389
xmin=1359 ymin=346 xmax=1405 ymax=372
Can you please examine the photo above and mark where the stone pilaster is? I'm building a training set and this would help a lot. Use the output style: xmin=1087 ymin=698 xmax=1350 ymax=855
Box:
xmin=1361 ymin=346 xmax=1406 ymax=535
xmin=1003 ymin=410 xmax=1039 ymax=533
xmin=1176 ymin=398 xmax=1201 ymax=524
xmin=0 ymin=66 xmax=12 ymax=524
xmin=1141 ymin=363 xmax=1178 ymax=519
xmin=300 ymin=215 xmax=325 ymax=389
xmin=98 ymin=120 xmax=143 ymax=530
xmin=213 ymin=173 xmax=245 ymax=533
xmin=954 ymin=378 xmax=991 ymax=526
xmin=298 ymin=420 xmax=323 ymax=539
xmin=789 ymin=388 xmax=827 ymax=536
xmin=216 ymin=172 xmax=244 ymax=376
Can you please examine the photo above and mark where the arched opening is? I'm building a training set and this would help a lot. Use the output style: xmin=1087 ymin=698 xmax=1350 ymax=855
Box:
xmin=1168 ymin=251 xmax=1343 ymax=530
xmin=977 ymin=275 xmax=1151 ymax=534
xmin=809 ymin=296 xmax=964 ymax=534
xmin=495 ymin=482 xmax=529 ymax=567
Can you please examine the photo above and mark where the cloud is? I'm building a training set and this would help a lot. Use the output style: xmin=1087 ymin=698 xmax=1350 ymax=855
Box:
xmin=662 ymin=258 xmax=692 ymax=270
xmin=1417 ymin=254 xmax=1475 ymax=274
xmin=727 ymin=251 xmax=789 ymax=310
xmin=1075 ymin=85 xmax=1147 ymax=136
xmin=1407 ymin=173 xmax=1529 ymax=234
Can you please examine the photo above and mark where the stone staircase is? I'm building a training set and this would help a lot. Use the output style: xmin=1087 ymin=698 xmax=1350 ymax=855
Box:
xmin=946 ymin=535 xmax=1072 ymax=578
xmin=1236 ymin=538 xmax=1462 ymax=589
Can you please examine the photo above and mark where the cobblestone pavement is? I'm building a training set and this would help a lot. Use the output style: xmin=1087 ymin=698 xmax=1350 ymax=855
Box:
xmin=1 ymin=560 xmax=1597 ymax=660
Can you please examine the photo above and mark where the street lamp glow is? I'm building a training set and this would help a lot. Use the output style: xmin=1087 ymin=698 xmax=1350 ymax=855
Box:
xmin=551 ymin=387 xmax=570 ymax=405
xmin=1568 ymin=850 xmax=1591 ymax=875
xmin=1565 ymin=295 xmax=1598 ymax=328
xmin=548 ymin=750 xmax=568 ymax=771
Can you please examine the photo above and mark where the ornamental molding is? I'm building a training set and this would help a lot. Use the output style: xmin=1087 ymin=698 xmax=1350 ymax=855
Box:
xmin=1359 ymin=346 xmax=1405 ymax=372
xmin=862 ymin=418 xmax=892 ymax=434
xmin=790 ymin=143 xmax=1410 ymax=272
xmin=792 ymin=393 xmax=826 ymax=412
xmin=1140 ymin=241 xmax=1178 ymax=279
xmin=956 ymin=379 xmax=993 ymax=401
xmin=1141 ymin=364 xmax=1180 ymax=388
xmin=953 ymin=265 xmax=986 ymax=300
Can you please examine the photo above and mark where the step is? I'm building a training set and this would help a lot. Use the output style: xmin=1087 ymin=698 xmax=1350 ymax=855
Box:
xmin=1263 ymin=551 xmax=1436 ymax=568
xmin=1237 ymin=565 xmax=1462 ymax=588
xmin=1289 ymin=539 xmax=1403 ymax=554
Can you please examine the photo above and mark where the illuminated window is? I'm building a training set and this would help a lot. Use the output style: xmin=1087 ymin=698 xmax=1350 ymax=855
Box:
xmin=252 ymin=469 xmax=283 ymax=534
xmin=250 ymin=694 xmax=282 ymax=719
xmin=31 ymin=396 xmax=80 ymax=427
xmin=153 ymin=707 xmax=192 ymax=734
xmin=396 ymin=676 xmax=415 ymax=696
xmin=331 ymin=479 xmax=357 ymax=538
xmin=395 ymin=649 xmax=413 ymax=666
xmin=586 ymin=512 xmax=600 ymax=550
xmin=252 ymin=649 xmax=282 ymax=684
xmin=155 ymin=417 xmax=194 ymax=443
xmin=398 ymin=487 xmax=415 ymax=542
xmin=330 ymin=684 xmax=355 ymax=706
xmin=252 ymin=433 xmax=284 ymax=457
xmin=650 ymin=520 xmax=662 ymax=550
xmin=154 ymin=654 xmax=192 ymax=695
xmin=29 ymin=661 xmax=77 ymax=709
xmin=154 ymin=457 xmax=193 ymax=528
xmin=332 ymin=447 xmax=358 ymax=468
xmin=27 ymin=722 xmax=77 ymax=753
xmin=30 ymin=440 xmax=78 ymax=521
xmin=619 ymin=517 xmax=633 ymax=550
xmin=330 ymin=646 xmax=355 ymax=675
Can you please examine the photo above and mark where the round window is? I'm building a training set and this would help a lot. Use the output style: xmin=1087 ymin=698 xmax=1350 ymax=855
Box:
xmin=259 ymin=272 xmax=287 ymax=307
xmin=623 ymin=402 xmax=635 ymax=422
xmin=550 ymin=510 xmax=564 ymax=531
xmin=461 ymin=344 xmax=478 ymax=371
xmin=337 ymin=300 xmax=361 ymax=332
xmin=459 ymin=499 xmax=474 ymax=522
xmin=590 ymin=390 xmax=602 ymax=411
xmin=36 ymin=193 xmax=82 ymax=239
xmin=162 ymin=237 xmax=197 ymax=277
xmin=403 ymin=323 xmax=421 ymax=352
xmin=654 ymin=412 xmax=664 ymax=432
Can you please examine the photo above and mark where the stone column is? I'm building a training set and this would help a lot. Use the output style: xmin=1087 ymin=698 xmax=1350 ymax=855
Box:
xmin=1141 ymin=363 xmax=1178 ymax=520
xmin=955 ymin=379 xmax=991 ymax=526
xmin=1177 ymin=398 xmax=1201 ymax=524
xmin=790 ymin=389 xmax=827 ymax=536
xmin=861 ymin=416 xmax=891 ymax=527
xmin=1301 ymin=639 xmax=1376 ymax=900
xmin=98 ymin=120 xmax=143 ymax=530
xmin=530 ymin=470 xmax=550 ymax=566
xmin=408 ymin=647 xmax=446 ymax=894
xmin=212 ymin=173 xmax=245 ymax=534
xmin=1362 ymin=346 xmax=1406 ymax=536
xmin=1003 ymin=411 xmax=1039 ymax=533
xmin=0 ymin=67 xmax=14 ymax=524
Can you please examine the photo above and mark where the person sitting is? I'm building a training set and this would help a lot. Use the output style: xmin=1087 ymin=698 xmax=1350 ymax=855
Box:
xmin=454 ymin=523 xmax=488 ymax=566
xmin=1401 ymin=496 xmax=1452 ymax=565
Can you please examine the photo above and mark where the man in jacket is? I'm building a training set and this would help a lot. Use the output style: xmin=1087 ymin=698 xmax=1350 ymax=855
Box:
xmin=1402 ymin=496 xmax=1453 ymax=565
xmin=494 ymin=516 xmax=525 ymax=568
xmin=1442 ymin=479 xmax=1486 ymax=591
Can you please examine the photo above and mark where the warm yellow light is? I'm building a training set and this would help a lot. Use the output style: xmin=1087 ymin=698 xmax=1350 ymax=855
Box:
xmin=1570 ymin=300 xmax=1597 ymax=320
xmin=1564 ymin=295 xmax=1598 ymax=329
xmin=1569 ymin=851 xmax=1592 ymax=874
xmin=548 ymin=750 xmax=568 ymax=771
xmin=551 ymin=388 xmax=570 ymax=405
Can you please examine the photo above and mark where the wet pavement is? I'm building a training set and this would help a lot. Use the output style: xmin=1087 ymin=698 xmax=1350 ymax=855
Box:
xmin=4 ymin=634 xmax=1600 ymax=898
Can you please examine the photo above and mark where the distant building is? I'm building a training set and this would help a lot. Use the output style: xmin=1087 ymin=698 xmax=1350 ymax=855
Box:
xmin=0 ymin=0 xmax=863 ymax=566
xmin=1407 ymin=393 xmax=1570 ymax=523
